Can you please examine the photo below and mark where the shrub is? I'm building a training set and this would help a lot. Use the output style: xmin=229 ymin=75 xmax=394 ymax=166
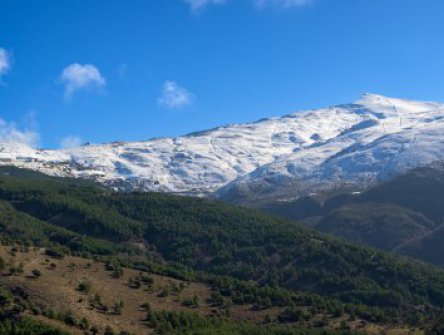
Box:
xmin=78 ymin=281 xmax=92 ymax=293
xmin=32 ymin=269 xmax=42 ymax=278
xmin=45 ymin=249 xmax=65 ymax=259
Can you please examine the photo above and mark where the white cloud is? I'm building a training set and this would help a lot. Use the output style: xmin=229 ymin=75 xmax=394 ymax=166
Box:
xmin=158 ymin=81 xmax=194 ymax=109
xmin=60 ymin=135 xmax=83 ymax=149
xmin=0 ymin=48 xmax=12 ymax=83
xmin=60 ymin=63 xmax=106 ymax=100
xmin=0 ymin=117 xmax=40 ymax=147
xmin=183 ymin=0 xmax=227 ymax=13
xmin=254 ymin=0 xmax=311 ymax=8
xmin=183 ymin=0 xmax=311 ymax=12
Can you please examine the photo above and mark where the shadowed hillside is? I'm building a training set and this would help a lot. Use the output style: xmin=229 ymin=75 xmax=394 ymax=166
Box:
xmin=260 ymin=165 xmax=444 ymax=266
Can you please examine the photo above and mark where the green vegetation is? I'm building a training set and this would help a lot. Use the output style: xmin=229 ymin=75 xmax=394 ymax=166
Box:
xmin=428 ymin=315 xmax=444 ymax=335
xmin=32 ymin=268 xmax=42 ymax=277
xmin=0 ymin=287 xmax=70 ymax=334
xmin=113 ymin=300 xmax=124 ymax=315
xmin=1 ymin=166 xmax=444 ymax=332
xmin=263 ymin=165 xmax=444 ymax=265
xmin=78 ymin=280 xmax=92 ymax=293
xmin=0 ymin=318 xmax=70 ymax=334
xmin=145 ymin=309 xmax=362 ymax=335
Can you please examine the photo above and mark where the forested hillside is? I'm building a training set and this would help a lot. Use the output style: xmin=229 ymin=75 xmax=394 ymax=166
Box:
xmin=1 ymin=166 xmax=444 ymax=333
xmin=262 ymin=165 xmax=444 ymax=265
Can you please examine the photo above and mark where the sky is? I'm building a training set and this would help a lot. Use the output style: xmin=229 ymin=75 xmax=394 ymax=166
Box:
xmin=1 ymin=0 xmax=444 ymax=148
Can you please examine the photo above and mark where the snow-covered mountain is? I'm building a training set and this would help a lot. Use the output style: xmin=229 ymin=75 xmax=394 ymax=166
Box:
xmin=2 ymin=94 xmax=444 ymax=199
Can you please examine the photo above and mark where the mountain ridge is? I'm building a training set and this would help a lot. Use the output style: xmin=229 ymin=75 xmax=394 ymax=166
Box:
xmin=2 ymin=93 xmax=444 ymax=198
xmin=258 ymin=164 xmax=444 ymax=266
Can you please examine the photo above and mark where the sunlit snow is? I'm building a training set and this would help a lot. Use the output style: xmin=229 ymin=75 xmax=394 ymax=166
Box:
xmin=2 ymin=94 xmax=444 ymax=196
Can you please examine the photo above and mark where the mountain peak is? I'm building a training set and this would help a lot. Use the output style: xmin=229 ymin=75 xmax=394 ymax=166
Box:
xmin=360 ymin=92 xmax=390 ymax=100
xmin=3 ymin=94 xmax=444 ymax=197
xmin=357 ymin=93 xmax=411 ymax=107
xmin=356 ymin=93 xmax=443 ymax=113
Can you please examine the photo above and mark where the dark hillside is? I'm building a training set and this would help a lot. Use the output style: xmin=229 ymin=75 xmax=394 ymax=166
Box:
xmin=260 ymin=166 xmax=444 ymax=265
xmin=1 ymin=166 xmax=444 ymax=332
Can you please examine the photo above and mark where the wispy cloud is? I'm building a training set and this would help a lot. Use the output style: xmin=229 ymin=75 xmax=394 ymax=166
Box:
xmin=0 ymin=115 xmax=40 ymax=147
xmin=0 ymin=48 xmax=12 ymax=84
xmin=254 ymin=0 xmax=312 ymax=8
xmin=183 ymin=0 xmax=311 ymax=12
xmin=60 ymin=63 xmax=106 ymax=100
xmin=183 ymin=0 xmax=227 ymax=13
xmin=158 ymin=81 xmax=194 ymax=109
xmin=60 ymin=135 xmax=83 ymax=149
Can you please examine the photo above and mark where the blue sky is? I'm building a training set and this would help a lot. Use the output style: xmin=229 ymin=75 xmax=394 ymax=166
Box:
xmin=1 ymin=0 xmax=444 ymax=148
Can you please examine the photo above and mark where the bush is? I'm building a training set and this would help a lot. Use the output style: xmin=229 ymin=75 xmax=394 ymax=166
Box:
xmin=45 ymin=249 xmax=65 ymax=259
xmin=79 ymin=317 xmax=89 ymax=330
xmin=78 ymin=280 xmax=92 ymax=293
xmin=62 ymin=312 xmax=77 ymax=326
xmin=104 ymin=325 xmax=116 ymax=335
xmin=114 ymin=300 xmax=124 ymax=315
xmin=32 ymin=269 xmax=42 ymax=277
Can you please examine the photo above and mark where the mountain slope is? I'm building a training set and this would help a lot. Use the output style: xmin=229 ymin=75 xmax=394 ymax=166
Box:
xmin=3 ymin=94 xmax=444 ymax=198
xmin=315 ymin=202 xmax=433 ymax=250
xmin=4 ymin=167 xmax=444 ymax=332
xmin=218 ymin=95 xmax=444 ymax=202
xmin=0 ymin=246 xmax=419 ymax=335
xmin=400 ymin=223 xmax=444 ymax=266
xmin=260 ymin=165 xmax=444 ymax=265
xmin=3 ymin=166 xmax=444 ymax=315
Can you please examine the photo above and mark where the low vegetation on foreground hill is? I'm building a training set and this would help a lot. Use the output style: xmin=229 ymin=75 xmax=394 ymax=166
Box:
xmin=1 ymin=166 xmax=444 ymax=333
xmin=0 ymin=245 xmax=420 ymax=335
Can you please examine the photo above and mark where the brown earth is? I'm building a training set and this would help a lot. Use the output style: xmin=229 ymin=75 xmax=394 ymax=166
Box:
xmin=0 ymin=246 xmax=424 ymax=335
